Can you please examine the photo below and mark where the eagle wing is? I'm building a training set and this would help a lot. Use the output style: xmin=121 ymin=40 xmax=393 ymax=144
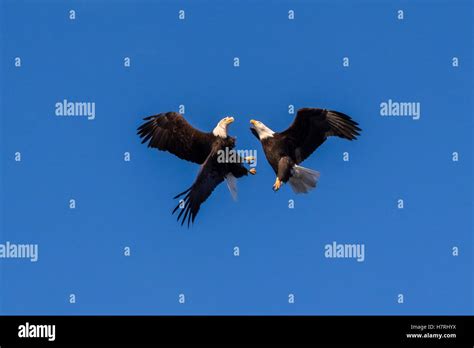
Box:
xmin=172 ymin=144 xmax=227 ymax=227
xmin=137 ymin=112 xmax=216 ymax=164
xmin=279 ymin=108 xmax=361 ymax=164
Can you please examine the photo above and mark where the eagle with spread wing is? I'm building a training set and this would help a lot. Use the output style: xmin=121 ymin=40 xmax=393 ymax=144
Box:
xmin=138 ymin=112 xmax=255 ymax=226
xmin=250 ymin=108 xmax=361 ymax=193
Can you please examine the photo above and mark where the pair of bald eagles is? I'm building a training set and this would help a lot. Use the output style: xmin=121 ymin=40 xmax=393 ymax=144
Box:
xmin=137 ymin=108 xmax=361 ymax=226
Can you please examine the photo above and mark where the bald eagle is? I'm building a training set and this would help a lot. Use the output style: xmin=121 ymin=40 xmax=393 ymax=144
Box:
xmin=250 ymin=108 xmax=361 ymax=193
xmin=137 ymin=112 xmax=256 ymax=226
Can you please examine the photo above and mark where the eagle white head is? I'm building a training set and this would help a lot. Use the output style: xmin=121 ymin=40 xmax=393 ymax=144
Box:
xmin=250 ymin=119 xmax=275 ymax=140
xmin=213 ymin=116 xmax=234 ymax=138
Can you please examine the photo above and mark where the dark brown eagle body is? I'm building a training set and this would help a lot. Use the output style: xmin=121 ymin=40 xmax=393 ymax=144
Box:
xmin=172 ymin=136 xmax=249 ymax=226
xmin=251 ymin=108 xmax=361 ymax=193
xmin=138 ymin=112 xmax=251 ymax=226
xmin=260 ymin=135 xmax=299 ymax=183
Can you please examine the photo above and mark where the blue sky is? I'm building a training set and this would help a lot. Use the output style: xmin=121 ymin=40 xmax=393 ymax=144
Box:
xmin=0 ymin=0 xmax=472 ymax=314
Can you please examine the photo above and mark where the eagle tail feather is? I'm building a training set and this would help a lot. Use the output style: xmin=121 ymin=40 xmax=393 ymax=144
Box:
xmin=289 ymin=165 xmax=320 ymax=194
xmin=225 ymin=173 xmax=238 ymax=201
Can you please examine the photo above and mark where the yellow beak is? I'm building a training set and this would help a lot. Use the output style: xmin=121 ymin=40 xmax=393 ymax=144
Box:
xmin=250 ymin=119 xmax=257 ymax=126
xmin=225 ymin=117 xmax=235 ymax=124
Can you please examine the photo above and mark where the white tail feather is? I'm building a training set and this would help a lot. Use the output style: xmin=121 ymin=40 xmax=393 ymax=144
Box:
xmin=288 ymin=165 xmax=320 ymax=194
xmin=225 ymin=173 xmax=238 ymax=201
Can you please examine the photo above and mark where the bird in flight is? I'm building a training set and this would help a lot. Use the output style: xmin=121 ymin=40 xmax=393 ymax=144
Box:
xmin=137 ymin=112 xmax=256 ymax=226
xmin=250 ymin=108 xmax=361 ymax=193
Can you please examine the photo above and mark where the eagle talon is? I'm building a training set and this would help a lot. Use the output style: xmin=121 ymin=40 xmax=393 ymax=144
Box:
xmin=249 ymin=168 xmax=257 ymax=175
xmin=272 ymin=178 xmax=281 ymax=191
xmin=244 ymin=156 xmax=256 ymax=163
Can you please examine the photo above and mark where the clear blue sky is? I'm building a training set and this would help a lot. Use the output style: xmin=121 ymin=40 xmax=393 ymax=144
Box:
xmin=0 ymin=0 xmax=472 ymax=315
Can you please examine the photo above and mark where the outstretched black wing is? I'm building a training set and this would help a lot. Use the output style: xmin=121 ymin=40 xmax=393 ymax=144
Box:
xmin=279 ymin=108 xmax=361 ymax=164
xmin=137 ymin=112 xmax=216 ymax=164
xmin=172 ymin=143 xmax=228 ymax=227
